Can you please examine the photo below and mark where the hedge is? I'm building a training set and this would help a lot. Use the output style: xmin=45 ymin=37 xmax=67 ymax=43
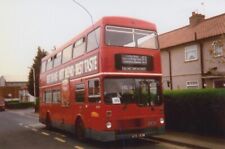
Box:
xmin=6 ymin=101 xmax=34 ymax=109
xmin=164 ymin=88 xmax=225 ymax=137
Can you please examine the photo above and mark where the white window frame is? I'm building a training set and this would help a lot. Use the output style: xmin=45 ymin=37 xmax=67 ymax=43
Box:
xmin=185 ymin=45 xmax=198 ymax=62
xmin=186 ymin=80 xmax=199 ymax=89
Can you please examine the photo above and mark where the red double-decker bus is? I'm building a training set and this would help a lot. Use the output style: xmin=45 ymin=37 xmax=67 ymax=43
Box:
xmin=39 ymin=16 xmax=164 ymax=141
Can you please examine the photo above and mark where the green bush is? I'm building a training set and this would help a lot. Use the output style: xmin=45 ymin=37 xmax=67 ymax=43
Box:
xmin=6 ymin=102 xmax=34 ymax=109
xmin=164 ymin=89 xmax=225 ymax=137
xmin=5 ymin=100 xmax=20 ymax=104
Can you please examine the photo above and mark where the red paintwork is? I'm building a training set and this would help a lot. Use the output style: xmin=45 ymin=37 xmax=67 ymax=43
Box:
xmin=39 ymin=16 xmax=164 ymax=138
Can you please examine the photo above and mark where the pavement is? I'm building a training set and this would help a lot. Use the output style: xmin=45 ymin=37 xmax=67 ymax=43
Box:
xmin=7 ymin=108 xmax=225 ymax=149
xmin=6 ymin=108 xmax=39 ymax=119
xmin=151 ymin=130 xmax=225 ymax=149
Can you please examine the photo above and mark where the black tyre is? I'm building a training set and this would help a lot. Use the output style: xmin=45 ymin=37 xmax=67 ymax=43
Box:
xmin=75 ymin=119 xmax=86 ymax=141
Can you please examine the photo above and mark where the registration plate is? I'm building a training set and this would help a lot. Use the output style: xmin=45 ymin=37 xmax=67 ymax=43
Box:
xmin=131 ymin=133 xmax=146 ymax=138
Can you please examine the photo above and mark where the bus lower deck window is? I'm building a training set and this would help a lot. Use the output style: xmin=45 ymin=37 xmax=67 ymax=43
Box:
xmin=88 ymin=79 xmax=100 ymax=102
xmin=75 ymin=84 xmax=85 ymax=102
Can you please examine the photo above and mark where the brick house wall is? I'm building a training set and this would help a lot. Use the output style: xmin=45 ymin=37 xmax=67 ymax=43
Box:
xmin=0 ymin=87 xmax=20 ymax=99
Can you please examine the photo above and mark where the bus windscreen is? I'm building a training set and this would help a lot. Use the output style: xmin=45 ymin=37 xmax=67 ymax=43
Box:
xmin=104 ymin=78 xmax=162 ymax=106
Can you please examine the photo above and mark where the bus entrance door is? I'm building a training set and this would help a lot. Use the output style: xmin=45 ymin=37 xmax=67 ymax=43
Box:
xmin=61 ymin=79 xmax=71 ymax=129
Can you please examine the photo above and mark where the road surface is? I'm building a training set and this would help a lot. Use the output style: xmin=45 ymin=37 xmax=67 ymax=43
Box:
xmin=0 ymin=109 xmax=190 ymax=149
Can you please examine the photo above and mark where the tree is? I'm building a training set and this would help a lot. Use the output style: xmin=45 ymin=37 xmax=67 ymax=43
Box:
xmin=28 ymin=47 xmax=47 ymax=97
xmin=206 ymin=34 xmax=225 ymax=75
xmin=208 ymin=34 xmax=225 ymax=64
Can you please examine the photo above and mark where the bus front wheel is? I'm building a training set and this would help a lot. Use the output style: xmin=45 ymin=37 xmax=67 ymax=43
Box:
xmin=75 ymin=118 xmax=86 ymax=141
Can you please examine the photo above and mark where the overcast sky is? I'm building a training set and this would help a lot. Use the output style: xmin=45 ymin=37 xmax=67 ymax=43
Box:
xmin=1 ymin=0 xmax=225 ymax=81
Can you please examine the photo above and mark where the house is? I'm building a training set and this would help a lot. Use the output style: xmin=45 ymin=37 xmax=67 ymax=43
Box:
xmin=0 ymin=86 xmax=21 ymax=100
xmin=6 ymin=82 xmax=27 ymax=87
xmin=0 ymin=76 xmax=6 ymax=86
xmin=0 ymin=76 xmax=31 ymax=102
xmin=159 ymin=12 xmax=225 ymax=90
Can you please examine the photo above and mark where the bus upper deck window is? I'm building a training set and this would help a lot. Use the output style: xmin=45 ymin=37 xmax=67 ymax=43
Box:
xmin=87 ymin=28 xmax=100 ymax=52
xmin=53 ymin=52 xmax=62 ymax=67
xmin=62 ymin=45 xmax=72 ymax=63
xmin=46 ymin=58 xmax=53 ymax=71
xmin=73 ymin=37 xmax=86 ymax=58
xmin=105 ymin=25 xmax=158 ymax=49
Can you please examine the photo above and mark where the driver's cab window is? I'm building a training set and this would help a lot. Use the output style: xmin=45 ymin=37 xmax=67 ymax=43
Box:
xmin=88 ymin=78 xmax=100 ymax=102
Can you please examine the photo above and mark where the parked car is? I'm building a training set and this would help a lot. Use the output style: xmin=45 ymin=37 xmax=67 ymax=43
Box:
xmin=0 ymin=99 xmax=5 ymax=111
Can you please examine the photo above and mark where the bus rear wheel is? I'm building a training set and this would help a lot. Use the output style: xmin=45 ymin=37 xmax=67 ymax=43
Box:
xmin=75 ymin=119 xmax=86 ymax=141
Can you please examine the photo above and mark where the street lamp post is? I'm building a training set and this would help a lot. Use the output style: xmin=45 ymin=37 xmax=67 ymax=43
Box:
xmin=72 ymin=0 xmax=94 ymax=25
xmin=71 ymin=0 xmax=99 ymax=47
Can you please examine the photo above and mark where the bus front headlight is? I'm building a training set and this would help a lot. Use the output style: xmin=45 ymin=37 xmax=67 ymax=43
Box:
xmin=160 ymin=118 xmax=165 ymax=124
xmin=106 ymin=122 xmax=112 ymax=129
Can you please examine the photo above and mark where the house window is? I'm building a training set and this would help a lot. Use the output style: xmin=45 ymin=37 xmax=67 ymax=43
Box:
xmin=185 ymin=45 xmax=198 ymax=61
xmin=213 ymin=44 xmax=223 ymax=57
xmin=186 ymin=81 xmax=199 ymax=89
xmin=214 ymin=79 xmax=225 ymax=88
xmin=88 ymin=78 xmax=100 ymax=102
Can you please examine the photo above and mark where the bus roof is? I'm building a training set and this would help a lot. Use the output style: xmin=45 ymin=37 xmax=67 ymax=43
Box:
xmin=101 ymin=16 xmax=156 ymax=30
xmin=42 ymin=16 xmax=157 ymax=61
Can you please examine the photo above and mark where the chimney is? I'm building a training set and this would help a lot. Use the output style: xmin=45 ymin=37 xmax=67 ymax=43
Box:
xmin=189 ymin=12 xmax=205 ymax=26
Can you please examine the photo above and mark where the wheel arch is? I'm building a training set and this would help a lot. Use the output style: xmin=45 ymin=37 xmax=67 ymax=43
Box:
xmin=74 ymin=114 xmax=85 ymax=126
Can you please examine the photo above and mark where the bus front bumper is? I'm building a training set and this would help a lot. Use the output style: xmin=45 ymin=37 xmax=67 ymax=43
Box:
xmin=86 ymin=126 xmax=165 ymax=142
